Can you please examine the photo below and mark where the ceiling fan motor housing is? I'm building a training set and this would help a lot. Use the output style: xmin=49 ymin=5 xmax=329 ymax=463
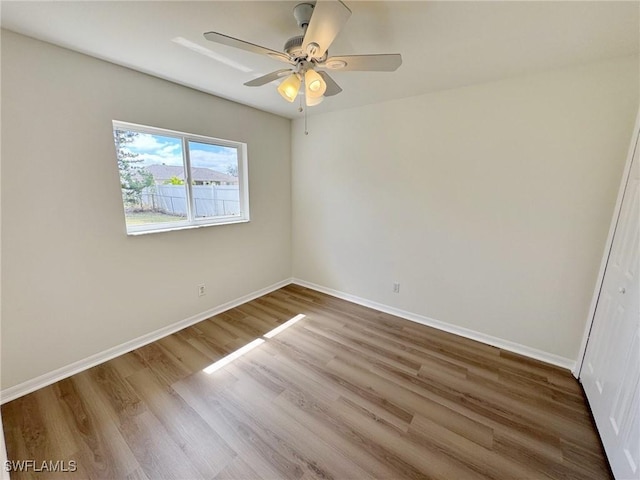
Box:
xmin=284 ymin=36 xmax=327 ymax=65
xmin=288 ymin=3 xmax=327 ymax=64
xmin=284 ymin=35 xmax=305 ymax=58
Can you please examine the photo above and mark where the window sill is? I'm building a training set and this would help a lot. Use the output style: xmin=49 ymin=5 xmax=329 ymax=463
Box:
xmin=126 ymin=218 xmax=250 ymax=236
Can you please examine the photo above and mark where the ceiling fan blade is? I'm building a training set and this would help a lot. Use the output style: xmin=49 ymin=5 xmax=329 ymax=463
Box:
xmin=317 ymin=71 xmax=342 ymax=97
xmin=244 ymin=69 xmax=293 ymax=87
xmin=204 ymin=31 xmax=293 ymax=64
xmin=303 ymin=0 xmax=352 ymax=60
xmin=320 ymin=54 xmax=402 ymax=72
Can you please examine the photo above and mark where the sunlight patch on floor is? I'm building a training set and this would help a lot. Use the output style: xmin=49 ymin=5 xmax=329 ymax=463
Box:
xmin=203 ymin=313 xmax=306 ymax=374
xmin=203 ymin=338 xmax=265 ymax=374
xmin=264 ymin=314 xmax=306 ymax=338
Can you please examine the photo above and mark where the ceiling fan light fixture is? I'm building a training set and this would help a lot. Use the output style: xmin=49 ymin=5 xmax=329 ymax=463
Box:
xmin=203 ymin=0 xmax=402 ymax=111
xmin=305 ymin=94 xmax=324 ymax=107
xmin=277 ymin=73 xmax=301 ymax=102
xmin=305 ymin=69 xmax=327 ymax=98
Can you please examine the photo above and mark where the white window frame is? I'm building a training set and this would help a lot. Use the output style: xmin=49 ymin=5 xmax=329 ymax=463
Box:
xmin=113 ymin=120 xmax=250 ymax=235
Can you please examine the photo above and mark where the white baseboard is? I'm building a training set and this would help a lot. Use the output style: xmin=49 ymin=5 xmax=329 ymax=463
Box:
xmin=292 ymin=278 xmax=576 ymax=371
xmin=0 ymin=278 xmax=293 ymax=405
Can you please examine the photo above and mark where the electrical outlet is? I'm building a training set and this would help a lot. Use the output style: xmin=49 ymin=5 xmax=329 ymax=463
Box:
xmin=198 ymin=284 xmax=206 ymax=297
xmin=393 ymin=282 xmax=400 ymax=293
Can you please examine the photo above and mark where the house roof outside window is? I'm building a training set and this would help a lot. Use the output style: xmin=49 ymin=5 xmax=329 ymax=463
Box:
xmin=146 ymin=164 xmax=238 ymax=184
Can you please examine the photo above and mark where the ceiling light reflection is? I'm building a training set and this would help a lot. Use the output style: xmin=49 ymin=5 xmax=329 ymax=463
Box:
xmin=172 ymin=37 xmax=253 ymax=73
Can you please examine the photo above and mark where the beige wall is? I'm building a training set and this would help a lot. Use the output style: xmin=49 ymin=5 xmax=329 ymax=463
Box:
xmin=2 ymin=27 xmax=637 ymax=390
xmin=292 ymin=55 xmax=639 ymax=361
xmin=1 ymin=31 xmax=292 ymax=390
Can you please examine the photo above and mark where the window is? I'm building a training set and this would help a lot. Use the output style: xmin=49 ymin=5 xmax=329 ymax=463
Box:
xmin=112 ymin=121 xmax=249 ymax=234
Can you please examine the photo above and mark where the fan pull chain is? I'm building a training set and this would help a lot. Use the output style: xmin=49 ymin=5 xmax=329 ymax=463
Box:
xmin=304 ymin=106 xmax=309 ymax=135
xmin=298 ymin=94 xmax=309 ymax=135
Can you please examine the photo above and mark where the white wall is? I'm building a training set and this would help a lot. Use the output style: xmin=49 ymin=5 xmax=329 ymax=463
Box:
xmin=0 ymin=30 xmax=291 ymax=390
xmin=292 ymin=55 xmax=639 ymax=362
xmin=1 ymin=29 xmax=637 ymax=392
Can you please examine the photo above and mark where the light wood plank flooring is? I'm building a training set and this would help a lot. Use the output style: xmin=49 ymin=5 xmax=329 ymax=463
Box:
xmin=2 ymin=284 xmax=611 ymax=479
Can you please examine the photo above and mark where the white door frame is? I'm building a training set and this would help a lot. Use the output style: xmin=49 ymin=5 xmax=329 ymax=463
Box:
xmin=574 ymin=110 xmax=640 ymax=379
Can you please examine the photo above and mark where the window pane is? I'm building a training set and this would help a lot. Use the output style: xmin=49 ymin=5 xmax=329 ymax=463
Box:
xmin=114 ymin=129 xmax=187 ymax=228
xmin=112 ymin=121 xmax=249 ymax=234
xmin=187 ymin=141 xmax=240 ymax=218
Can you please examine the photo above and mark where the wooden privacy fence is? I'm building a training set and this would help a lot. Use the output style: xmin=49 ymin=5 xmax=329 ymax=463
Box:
xmin=140 ymin=184 xmax=240 ymax=217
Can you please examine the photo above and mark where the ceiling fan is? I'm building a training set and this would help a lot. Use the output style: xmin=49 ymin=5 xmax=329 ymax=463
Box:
xmin=203 ymin=1 xmax=402 ymax=107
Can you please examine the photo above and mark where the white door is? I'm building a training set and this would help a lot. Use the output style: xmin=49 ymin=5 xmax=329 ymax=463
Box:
xmin=581 ymin=131 xmax=639 ymax=480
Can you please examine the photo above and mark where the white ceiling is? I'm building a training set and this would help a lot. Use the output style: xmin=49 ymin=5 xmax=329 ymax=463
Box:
xmin=2 ymin=1 xmax=638 ymax=119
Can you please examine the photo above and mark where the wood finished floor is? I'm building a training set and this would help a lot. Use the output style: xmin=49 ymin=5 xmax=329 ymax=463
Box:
xmin=2 ymin=285 xmax=611 ymax=480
